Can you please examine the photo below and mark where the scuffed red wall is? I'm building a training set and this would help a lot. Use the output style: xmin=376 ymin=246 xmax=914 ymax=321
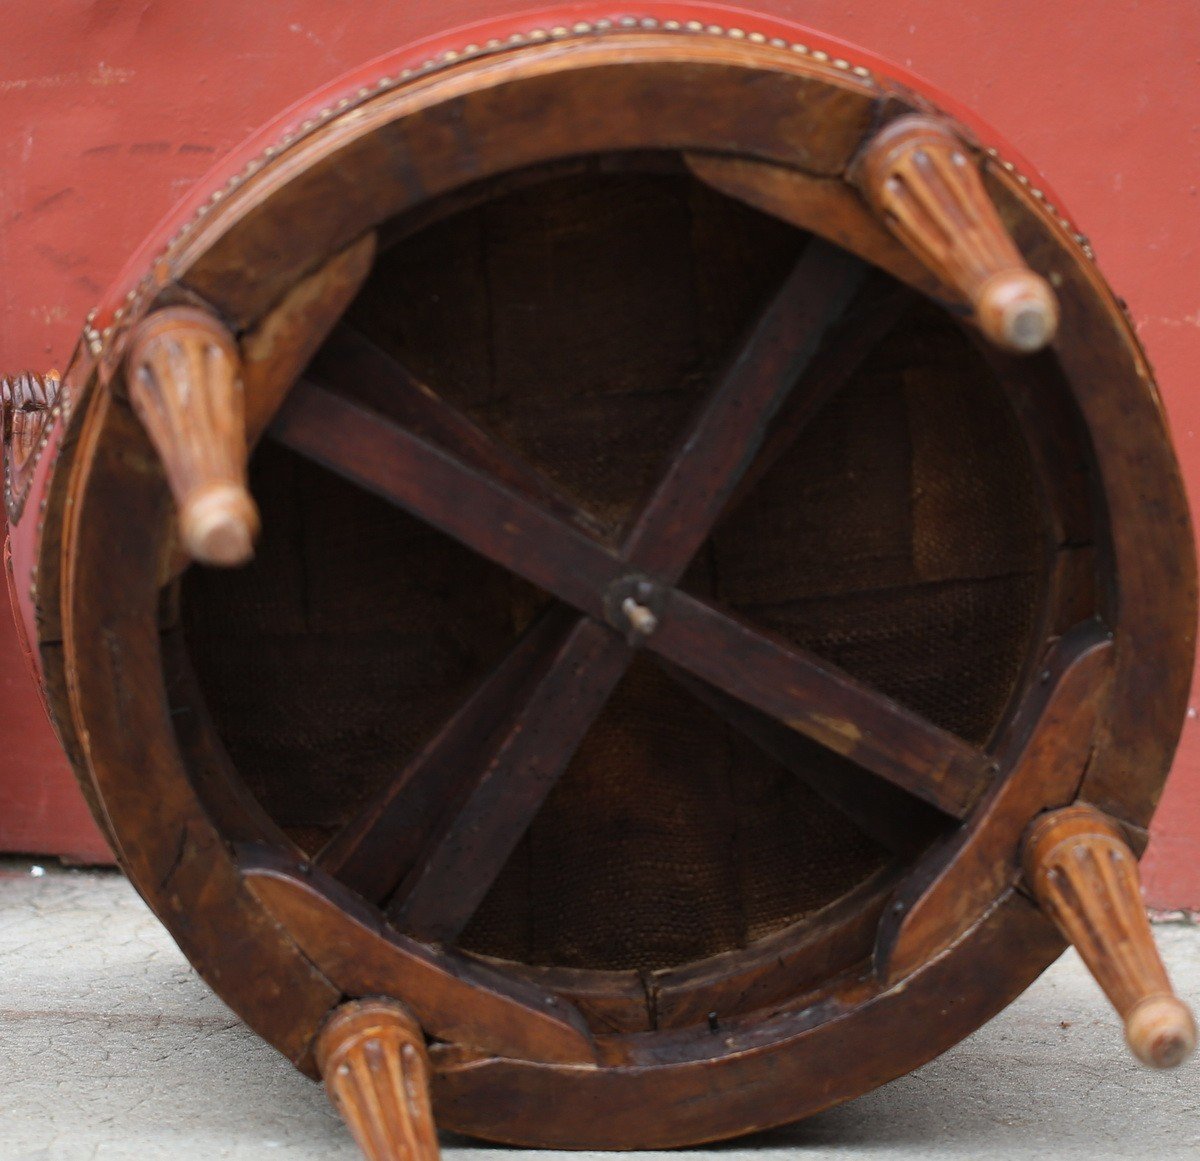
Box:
xmin=2 ymin=1 xmax=1198 ymax=902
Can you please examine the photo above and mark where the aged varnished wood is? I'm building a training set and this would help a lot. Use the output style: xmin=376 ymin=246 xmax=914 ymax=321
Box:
xmin=317 ymin=1000 xmax=441 ymax=1161
xmin=56 ymin=390 xmax=343 ymax=1064
xmin=25 ymin=24 xmax=1195 ymax=1157
xmin=316 ymin=606 xmax=583 ymax=904
xmin=671 ymin=669 xmax=945 ymax=858
xmin=853 ymin=114 xmax=1058 ymax=352
xmin=2 ymin=370 xmax=62 ymax=523
xmin=244 ymin=848 xmax=597 ymax=1064
xmin=125 ymin=307 xmax=259 ymax=566
xmin=291 ymin=238 xmax=977 ymax=944
xmin=686 ymin=153 xmax=949 ymax=304
xmin=1024 ymin=805 xmax=1197 ymax=1068
xmin=877 ymin=621 xmax=1115 ymax=981
xmin=387 ymin=613 xmax=631 ymax=942
xmin=175 ymin=38 xmax=878 ymax=328
xmin=240 ymin=234 xmax=377 ymax=444
xmin=272 ymin=372 xmax=996 ymax=817
xmin=271 ymin=244 xmax=997 ymax=844
xmin=307 ymin=323 xmax=605 ymax=537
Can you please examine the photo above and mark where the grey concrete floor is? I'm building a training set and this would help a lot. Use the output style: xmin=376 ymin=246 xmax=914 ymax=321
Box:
xmin=1 ymin=861 xmax=1197 ymax=1160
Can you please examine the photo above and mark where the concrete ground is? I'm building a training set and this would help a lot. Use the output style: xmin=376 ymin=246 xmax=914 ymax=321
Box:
xmin=1 ymin=861 xmax=1197 ymax=1161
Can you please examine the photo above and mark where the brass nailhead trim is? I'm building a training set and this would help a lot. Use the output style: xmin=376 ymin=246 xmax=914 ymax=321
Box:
xmin=84 ymin=17 xmax=1094 ymax=359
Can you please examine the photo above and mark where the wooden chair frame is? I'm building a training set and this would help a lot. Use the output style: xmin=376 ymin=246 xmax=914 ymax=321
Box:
xmin=17 ymin=29 xmax=1193 ymax=1150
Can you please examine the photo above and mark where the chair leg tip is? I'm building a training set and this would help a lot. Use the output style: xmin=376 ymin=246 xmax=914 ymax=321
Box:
xmin=1127 ymin=994 xmax=1197 ymax=1069
xmin=182 ymin=483 xmax=260 ymax=567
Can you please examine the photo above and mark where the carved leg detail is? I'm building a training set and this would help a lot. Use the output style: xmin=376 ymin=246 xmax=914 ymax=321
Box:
xmin=125 ymin=306 xmax=259 ymax=567
xmin=854 ymin=114 xmax=1058 ymax=353
xmin=1 ymin=370 xmax=62 ymax=524
xmin=1024 ymin=805 xmax=1196 ymax=1068
xmin=316 ymin=999 xmax=441 ymax=1161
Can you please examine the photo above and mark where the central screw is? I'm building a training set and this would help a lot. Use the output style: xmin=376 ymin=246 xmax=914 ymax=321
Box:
xmin=620 ymin=596 xmax=659 ymax=636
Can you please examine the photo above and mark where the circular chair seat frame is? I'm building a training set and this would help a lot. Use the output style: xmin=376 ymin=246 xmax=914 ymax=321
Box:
xmin=11 ymin=14 xmax=1195 ymax=1151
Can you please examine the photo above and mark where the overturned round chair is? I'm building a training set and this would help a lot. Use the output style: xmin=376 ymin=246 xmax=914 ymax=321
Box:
xmin=5 ymin=7 xmax=1195 ymax=1158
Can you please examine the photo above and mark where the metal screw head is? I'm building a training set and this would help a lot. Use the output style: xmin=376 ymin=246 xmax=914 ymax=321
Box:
xmin=604 ymin=573 xmax=666 ymax=641
xmin=620 ymin=597 xmax=659 ymax=636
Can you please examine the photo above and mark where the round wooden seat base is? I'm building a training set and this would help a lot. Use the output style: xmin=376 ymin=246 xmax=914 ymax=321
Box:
xmin=8 ymin=15 xmax=1195 ymax=1155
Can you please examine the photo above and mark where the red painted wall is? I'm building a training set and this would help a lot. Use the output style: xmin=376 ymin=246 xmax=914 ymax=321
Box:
xmin=2 ymin=2 xmax=1198 ymax=901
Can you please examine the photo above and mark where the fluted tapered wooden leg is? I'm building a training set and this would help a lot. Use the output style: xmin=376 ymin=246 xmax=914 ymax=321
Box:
xmin=316 ymin=999 xmax=440 ymax=1161
xmin=125 ymin=306 xmax=259 ymax=566
xmin=854 ymin=114 xmax=1058 ymax=353
xmin=1024 ymin=805 xmax=1196 ymax=1068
